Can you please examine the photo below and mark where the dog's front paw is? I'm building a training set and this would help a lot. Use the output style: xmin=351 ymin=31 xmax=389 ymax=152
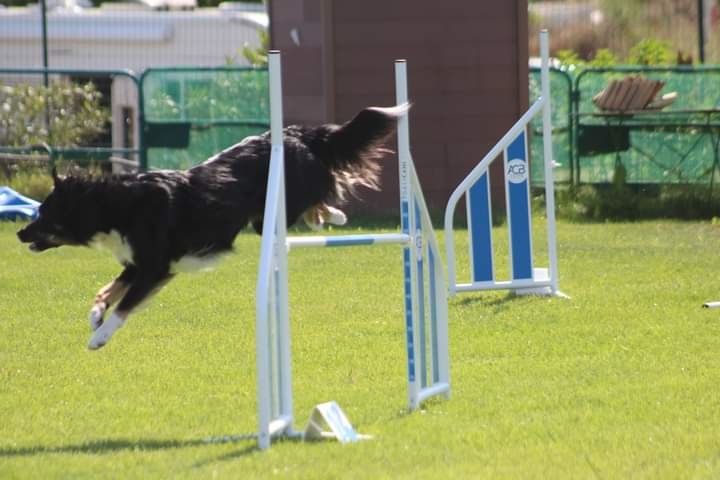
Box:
xmin=88 ymin=313 xmax=124 ymax=350
xmin=88 ymin=303 xmax=106 ymax=331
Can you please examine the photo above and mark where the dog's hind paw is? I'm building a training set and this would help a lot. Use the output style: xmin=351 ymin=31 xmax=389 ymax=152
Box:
xmin=326 ymin=206 xmax=347 ymax=226
xmin=88 ymin=303 xmax=106 ymax=331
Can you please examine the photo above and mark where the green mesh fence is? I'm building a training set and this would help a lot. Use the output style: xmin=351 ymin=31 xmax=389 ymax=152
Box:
xmin=529 ymin=67 xmax=574 ymax=186
xmin=140 ymin=67 xmax=269 ymax=170
xmin=574 ymin=67 xmax=720 ymax=185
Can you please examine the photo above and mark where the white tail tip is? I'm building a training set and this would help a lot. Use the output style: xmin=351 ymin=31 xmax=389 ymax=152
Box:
xmin=368 ymin=103 xmax=411 ymax=118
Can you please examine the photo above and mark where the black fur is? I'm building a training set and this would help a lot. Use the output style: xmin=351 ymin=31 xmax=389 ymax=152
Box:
xmin=17 ymin=105 xmax=405 ymax=346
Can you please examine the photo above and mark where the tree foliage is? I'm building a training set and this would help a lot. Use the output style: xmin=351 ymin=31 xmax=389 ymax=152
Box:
xmin=0 ymin=81 xmax=109 ymax=147
xmin=557 ymin=37 xmax=675 ymax=68
xmin=240 ymin=29 xmax=269 ymax=67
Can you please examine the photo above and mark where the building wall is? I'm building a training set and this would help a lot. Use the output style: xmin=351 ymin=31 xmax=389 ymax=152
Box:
xmin=269 ymin=0 xmax=528 ymax=214
xmin=0 ymin=9 xmax=265 ymax=71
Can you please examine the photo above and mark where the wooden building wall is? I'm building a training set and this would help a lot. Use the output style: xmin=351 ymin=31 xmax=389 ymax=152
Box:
xmin=269 ymin=0 xmax=529 ymax=214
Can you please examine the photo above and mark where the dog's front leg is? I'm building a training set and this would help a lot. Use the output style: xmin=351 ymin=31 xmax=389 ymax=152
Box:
xmin=89 ymin=266 xmax=136 ymax=331
xmin=88 ymin=268 xmax=172 ymax=350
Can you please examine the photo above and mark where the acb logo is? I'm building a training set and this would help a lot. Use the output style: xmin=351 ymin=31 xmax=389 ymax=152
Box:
xmin=506 ymin=158 xmax=528 ymax=184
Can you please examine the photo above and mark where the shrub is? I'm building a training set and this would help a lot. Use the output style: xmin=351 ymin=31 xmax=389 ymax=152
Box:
xmin=0 ymin=80 xmax=109 ymax=147
xmin=553 ymin=183 xmax=720 ymax=221
xmin=590 ymin=48 xmax=619 ymax=67
xmin=627 ymin=38 xmax=675 ymax=65
xmin=0 ymin=167 xmax=53 ymax=201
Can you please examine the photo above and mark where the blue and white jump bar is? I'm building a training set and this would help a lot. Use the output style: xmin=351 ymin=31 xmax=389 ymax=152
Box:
xmin=287 ymin=233 xmax=410 ymax=249
xmin=255 ymin=52 xmax=450 ymax=450
xmin=444 ymin=30 xmax=566 ymax=298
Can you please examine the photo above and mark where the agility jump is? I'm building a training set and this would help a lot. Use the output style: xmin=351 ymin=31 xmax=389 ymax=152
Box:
xmin=444 ymin=31 xmax=566 ymax=298
xmin=254 ymin=52 xmax=450 ymax=450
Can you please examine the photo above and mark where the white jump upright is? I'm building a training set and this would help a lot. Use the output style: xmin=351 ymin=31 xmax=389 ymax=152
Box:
xmin=444 ymin=30 xmax=565 ymax=298
xmin=255 ymin=51 xmax=296 ymax=450
xmin=254 ymin=52 xmax=450 ymax=450
xmin=395 ymin=60 xmax=450 ymax=409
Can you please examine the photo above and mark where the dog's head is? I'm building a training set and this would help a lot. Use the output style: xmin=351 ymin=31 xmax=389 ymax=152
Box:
xmin=17 ymin=169 xmax=98 ymax=252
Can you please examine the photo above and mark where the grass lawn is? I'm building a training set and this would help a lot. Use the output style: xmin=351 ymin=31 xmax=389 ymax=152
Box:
xmin=1 ymin=218 xmax=720 ymax=478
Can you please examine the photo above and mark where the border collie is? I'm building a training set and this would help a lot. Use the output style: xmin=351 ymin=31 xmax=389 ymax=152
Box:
xmin=17 ymin=104 xmax=408 ymax=350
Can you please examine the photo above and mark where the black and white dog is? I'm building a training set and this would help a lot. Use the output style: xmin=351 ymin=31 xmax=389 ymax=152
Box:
xmin=17 ymin=104 xmax=407 ymax=350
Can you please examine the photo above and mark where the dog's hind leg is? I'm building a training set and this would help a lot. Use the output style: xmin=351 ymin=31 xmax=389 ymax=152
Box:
xmin=303 ymin=204 xmax=348 ymax=231
xmin=88 ymin=269 xmax=173 ymax=350
xmin=89 ymin=266 xmax=136 ymax=331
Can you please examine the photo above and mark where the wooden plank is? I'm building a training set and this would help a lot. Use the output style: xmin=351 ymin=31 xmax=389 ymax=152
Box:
xmin=593 ymin=80 xmax=616 ymax=110
xmin=618 ymin=77 xmax=638 ymax=111
xmin=626 ymin=77 xmax=647 ymax=111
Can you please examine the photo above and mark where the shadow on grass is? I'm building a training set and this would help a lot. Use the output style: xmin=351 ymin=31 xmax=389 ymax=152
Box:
xmin=387 ymin=396 xmax=449 ymax=422
xmin=0 ymin=433 xmax=259 ymax=458
xmin=192 ymin=436 xmax=311 ymax=468
xmin=451 ymin=292 xmax=528 ymax=312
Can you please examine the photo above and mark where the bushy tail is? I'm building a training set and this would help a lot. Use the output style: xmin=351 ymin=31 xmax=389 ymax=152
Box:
xmin=324 ymin=103 xmax=410 ymax=201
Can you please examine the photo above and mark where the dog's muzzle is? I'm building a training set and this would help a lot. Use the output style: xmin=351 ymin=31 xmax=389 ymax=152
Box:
xmin=17 ymin=225 xmax=58 ymax=252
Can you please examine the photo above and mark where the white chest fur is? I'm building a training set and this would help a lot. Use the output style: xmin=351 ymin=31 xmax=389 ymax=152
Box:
xmin=170 ymin=253 xmax=225 ymax=273
xmin=90 ymin=230 xmax=134 ymax=265
xmin=90 ymin=230 xmax=224 ymax=273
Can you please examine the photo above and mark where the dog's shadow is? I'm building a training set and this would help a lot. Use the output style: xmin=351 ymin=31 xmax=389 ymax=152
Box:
xmin=0 ymin=434 xmax=262 ymax=465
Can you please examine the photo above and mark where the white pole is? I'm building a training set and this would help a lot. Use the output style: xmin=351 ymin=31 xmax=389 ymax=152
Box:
xmin=395 ymin=59 xmax=420 ymax=410
xmin=540 ymin=30 xmax=560 ymax=295
xmin=269 ymin=50 xmax=293 ymax=441
xmin=269 ymin=51 xmax=284 ymax=147
xmin=255 ymin=50 xmax=292 ymax=450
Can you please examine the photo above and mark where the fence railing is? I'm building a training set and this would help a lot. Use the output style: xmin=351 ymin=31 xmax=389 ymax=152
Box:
xmin=531 ymin=65 xmax=720 ymax=187
xmin=139 ymin=66 xmax=269 ymax=170
xmin=529 ymin=67 xmax=574 ymax=185
xmin=3 ymin=65 xmax=720 ymax=189
xmin=0 ymin=66 xmax=271 ymax=174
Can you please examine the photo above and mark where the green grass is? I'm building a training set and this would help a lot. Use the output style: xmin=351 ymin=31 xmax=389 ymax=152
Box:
xmin=2 ymin=219 xmax=720 ymax=478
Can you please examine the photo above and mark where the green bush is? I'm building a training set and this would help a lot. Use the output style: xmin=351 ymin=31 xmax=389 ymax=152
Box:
xmin=0 ymin=80 xmax=109 ymax=147
xmin=556 ymin=37 xmax=679 ymax=70
xmin=240 ymin=29 xmax=269 ymax=67
xmin=627 ymin=38 xmax=675 ymax=65
xmin=589 ymin=48 xmax=620 ymax=67
xmin=0 ymin=167 xmax=53 ymax=201
xmin=553 ymin=183 xmax=720 ymax=221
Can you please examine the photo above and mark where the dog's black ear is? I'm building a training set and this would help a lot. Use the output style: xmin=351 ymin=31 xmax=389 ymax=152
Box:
xmin=51 ymin=166 xmax=60 ymax=185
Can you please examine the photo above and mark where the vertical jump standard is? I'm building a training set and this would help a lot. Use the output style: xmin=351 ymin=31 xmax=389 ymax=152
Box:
xmin=254 ymin=52 xmax=450 ymax=451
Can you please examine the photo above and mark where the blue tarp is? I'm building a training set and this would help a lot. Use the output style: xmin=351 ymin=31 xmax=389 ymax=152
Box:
xmin=0 ymin=187 xmax=40 ymax=221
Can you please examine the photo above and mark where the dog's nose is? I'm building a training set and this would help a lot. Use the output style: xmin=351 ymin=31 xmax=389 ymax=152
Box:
xmin=17 ymin=227 xmax=30 ymax=242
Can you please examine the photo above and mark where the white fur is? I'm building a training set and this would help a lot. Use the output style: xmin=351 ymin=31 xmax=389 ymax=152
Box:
xmin=170 ymin=253 xmax=225 ymax=274
xmin=326 ymin=206 xmax=347 ymax=226
xmin=305 ymin=219 xmax=323 ymax=231
xmin=90 ymin=230 xmax=134 ymax=266
xmin=89 ymin=304 xmax=105 ymax=331
xmin=202 ymin=135 xmax=260 ymax=165
xmin=88 ymin=312 xmax=124 ymax=350
xmin=368 ymin=103 xmax=411 ymax=118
